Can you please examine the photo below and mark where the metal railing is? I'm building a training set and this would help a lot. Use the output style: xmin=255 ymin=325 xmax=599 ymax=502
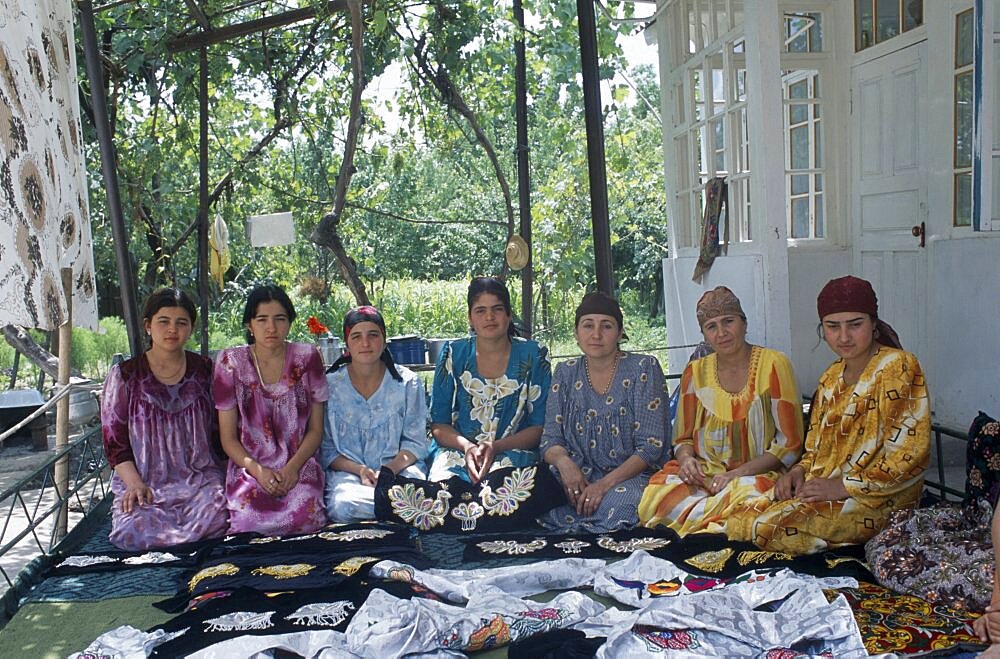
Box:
xmin=0 ymin=426 xmax=109 ymax=588
xmin=924 ymin=422 xmax=970 ymax=501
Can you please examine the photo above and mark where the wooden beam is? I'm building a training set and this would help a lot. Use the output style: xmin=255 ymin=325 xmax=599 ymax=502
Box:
xmin=167 ymin=1 xmax=348 ymax=52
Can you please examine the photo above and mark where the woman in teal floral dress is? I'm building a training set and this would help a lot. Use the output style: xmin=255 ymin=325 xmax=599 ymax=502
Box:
xmin=428 ymin=277 xmax=551 ymax=483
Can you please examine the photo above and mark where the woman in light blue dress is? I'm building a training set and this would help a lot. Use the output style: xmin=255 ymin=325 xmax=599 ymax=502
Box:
xmin=428 ymin=277 xmax=551 ymax=483
xmin=322 ymin=306 xmax=428 ymax=522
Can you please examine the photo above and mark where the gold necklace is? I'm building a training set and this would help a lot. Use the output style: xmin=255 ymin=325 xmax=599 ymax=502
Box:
xmin=147 ymin=352 xmax=185 ymax=382
xmin=585 ymin=351 xmax=621 ymax=395
xmin=250 ymin=344 xmax=286 ymax=385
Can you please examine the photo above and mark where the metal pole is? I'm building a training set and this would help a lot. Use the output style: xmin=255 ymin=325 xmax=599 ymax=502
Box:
xmin=77 ymin=0 xmax=143 ymax=356
xmin=576 ymin=0 xmax=614 ymax=295
xmin=198 ymin=47 xmax=210 ymax=354
xmin=54 ymin=268 xmax=73 ymax=544
xmin=513 ymin=0 xmax=533 ymax=336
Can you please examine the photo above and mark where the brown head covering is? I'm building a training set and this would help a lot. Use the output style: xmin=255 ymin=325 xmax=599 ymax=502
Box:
xmin=816 ymin=276 xmax=902 ymax=349
xmin=575 ymin=291 xmax=627 ymax=339
xmin=696 ymin=286 xmax=745 ymax=326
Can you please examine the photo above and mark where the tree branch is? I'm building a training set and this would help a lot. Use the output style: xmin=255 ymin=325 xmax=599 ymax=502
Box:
xmin=310 ymin=0 xmax=370 ymax=306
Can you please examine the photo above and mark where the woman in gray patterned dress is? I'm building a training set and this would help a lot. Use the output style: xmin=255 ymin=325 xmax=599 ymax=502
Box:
xmin=537 ymin=292 xmax=668 ymax=532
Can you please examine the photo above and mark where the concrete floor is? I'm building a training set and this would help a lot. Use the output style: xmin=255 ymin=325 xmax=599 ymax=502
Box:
xmin=0 ymin=427 xmax=100 ymax=601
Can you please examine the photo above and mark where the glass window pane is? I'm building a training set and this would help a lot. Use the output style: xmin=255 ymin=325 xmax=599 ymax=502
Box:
xmin=712 ymin=64 xmax=725 ymax=115
xmin=813 ymin=74 xmax=820 ymax=98
xmin=856 ymin=0 xmax=874 ymax=50
xmin=693 ymin=69 xmax=705 ymax=121
xmin=877 ymin=0 xmax=901 ymax=42
xmin=735 ymin=68 xmax=747 ymax=102
xmin=955 ymin=71 xmax=973 ymax=168
xmin=713 ymin=119 xmax=726 ymax=173
xmin=791 ymin=197 xmax=810 ymax=238
xmin=815 ymin=173 xmax=823 ymax=193
xmin=954 ymin=173 xmax=972 ymax=227
xmin=814 ymin=122 xmax=823 ymax=166
xmin=790 ymin=103 xmax=808 ymax=125
xmin=810 ymin=12 xmax=823 ymax=51
xmin=903 ymin=0 xmax=923 ymax=32
xmin=815 ymin=193 xmax=825 ymax=237
xmin=790 ymin=125 xmax=809 ymax=169
xmin=956 ymin=10 xmax=974 ymax=68
xmin=695 ymin=125 xmax=707 ymax=174
xmin=674 ymin=83 xmax=685 ymax=123
xmin=791 ymin=174 xmax=809 ymax=195
xmin=787 ymin=15 xmax=809 ymax=53
xmin=789 ymin=79 xmax=808 ymax=99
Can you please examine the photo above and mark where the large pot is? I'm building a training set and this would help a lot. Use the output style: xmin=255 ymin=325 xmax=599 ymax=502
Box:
xmin=426 ymin=338 xmax=454 ymax=366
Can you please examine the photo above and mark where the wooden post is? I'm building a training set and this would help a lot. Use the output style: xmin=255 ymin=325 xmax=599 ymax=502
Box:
xmin=53 ymin=267 xmax=73 ymax=544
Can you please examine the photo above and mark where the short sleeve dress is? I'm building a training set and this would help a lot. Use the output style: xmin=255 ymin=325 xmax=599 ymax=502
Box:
xmin=101 ymin=351 xmax=228 ymax=550
xmin=322 ymin=365 xmax=429 ymax=522
xmin=214 ymin=342 xmax=329 ymax=535
xmin=427 ymin=336 xmax=551 ymax=482
xmin=537 ymin=353 xmax=668 ymax=532
xmin=638 ymin=346 xmax=804 ymax=535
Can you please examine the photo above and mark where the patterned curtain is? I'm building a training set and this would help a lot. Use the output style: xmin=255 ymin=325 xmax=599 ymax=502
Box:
xmin=0 ymin=0 xmax=98 ymax=330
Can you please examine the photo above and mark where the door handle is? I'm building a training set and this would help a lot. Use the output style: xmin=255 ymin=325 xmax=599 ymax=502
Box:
xmin=911 ymin=222 xmax=925 ymax=248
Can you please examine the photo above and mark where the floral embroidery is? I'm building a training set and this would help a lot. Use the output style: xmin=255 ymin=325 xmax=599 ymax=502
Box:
xmin=319 ymin=529 xmax=393 ymax=542
xmin=333 ymin=555 xmax=381 ymax=576
xmin=480 ymin=466 xmax=536 ymax=516
xmin=251 ymin=563 xmax=316 ymax=579
xmin=647 ymin=397 xmax=661 ymax=410
xmin=204 ymin=611 xmax=274 ymax=632
xmin=555 ymin=414 xmax=564 ymax=423
xmin=466 ymin=614 xmax=511 ymax=652
xmin=189 ymin=563 xmax=239 ymax=591
xmin=597 ymin=536 xmax=671 ymax=553
xmin=737 ymin=550 xmax=793 ymax=566
xmin=551 ymin=382 xmax=560 ymax=392
xmin=286 ymin=601 xmax=355 ymax=627
xmin=451 ymin=501 xmax=485 ymax=530
xmin=622 ymin=378 xmax=631 ymax=388
xmin=389 ymin=483 xmax=451 ymax=530
xmin=634 ymin=626 xmax=701 ymax=651
xmin=685 ymin=548 xmax=734 ymax=573
xmin=554 ymin=540 xmax=591 ymax=554
xmin=508 ymin=607 xmax=567 ymax=637
xmin=606 ymin=395 xmax=614 ymax=405
xmin=477 ymin=538 xmax=547 ymax=555
xmin=574 ymin=380 xmax=583 ymax=390
xmin=122 ymin=551 xmax=180 ymax=565
xmin=57 ymin=555 xmax=118 ymax=568
xmin=249 ymin=536 xmax=280 ymax=544
xmin=639 ymin=373 xmax=648 ymax=382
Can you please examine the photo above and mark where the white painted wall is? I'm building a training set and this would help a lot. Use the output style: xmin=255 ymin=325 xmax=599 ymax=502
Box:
xmin=786 ymin=248 xmax=851 ymax=393
xmin=925 ymin=236 xmax=1000 ymax=428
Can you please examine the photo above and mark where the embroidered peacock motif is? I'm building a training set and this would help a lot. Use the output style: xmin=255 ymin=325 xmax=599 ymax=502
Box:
xmin=479 ymin=466 xmax=535 ymax=516
xmin=388 ymin=483 xmax=451 ymax=530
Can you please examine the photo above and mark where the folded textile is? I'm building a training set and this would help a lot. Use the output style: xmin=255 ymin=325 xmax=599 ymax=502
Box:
xmin=346 ymin=588 xmax=605 ymax=655
xmin=579 ymin=573 xmax=865 ymax=657
xmin=369 ymin=557 xmax=606 ymax=603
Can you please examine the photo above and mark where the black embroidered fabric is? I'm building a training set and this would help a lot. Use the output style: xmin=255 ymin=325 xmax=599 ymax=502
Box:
xmin=462 ymin=530 xmax=874 ymax=582
xmin=156 ymin=521 xmax=430 ymax=612
xmin=373 ymin=463 xmax=567 ymax=533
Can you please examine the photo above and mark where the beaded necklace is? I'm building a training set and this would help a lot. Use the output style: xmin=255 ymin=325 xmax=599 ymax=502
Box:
xmin=584 ymin=351 xmax=621 ymax=395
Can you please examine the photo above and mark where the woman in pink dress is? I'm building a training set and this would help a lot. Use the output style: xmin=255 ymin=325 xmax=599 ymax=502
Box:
xmin=214 ymin=284 xmax=328 ymax=535
xmin=101 ymin=288 xmax=228 ymax=550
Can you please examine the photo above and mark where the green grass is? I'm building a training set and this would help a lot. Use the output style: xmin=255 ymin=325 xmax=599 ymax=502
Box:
xmin=0 ymin=280 xmax=672 ymax=383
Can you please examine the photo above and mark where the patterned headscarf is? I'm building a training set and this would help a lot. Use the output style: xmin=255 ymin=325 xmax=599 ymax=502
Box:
xmin=695 ymin=286 xmax=745 ymax=327
xmin=328 ymin=305 xmax=403 ymax=381
xmin=816 ymin=276 xmax=902 ymax=349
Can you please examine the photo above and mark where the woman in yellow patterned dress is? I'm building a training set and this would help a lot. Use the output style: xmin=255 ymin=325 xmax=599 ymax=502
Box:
xmin=727 ymin=276 xmax=930 ymax=555
xmin=638 ymin=287 xmax=804 ymax=535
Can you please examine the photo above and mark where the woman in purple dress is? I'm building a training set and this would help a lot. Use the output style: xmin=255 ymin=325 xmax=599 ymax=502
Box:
xmin=101 ymin=289 xmax=228 ymax=550
xmin=214 ymin=284 xmax=328 ymax=535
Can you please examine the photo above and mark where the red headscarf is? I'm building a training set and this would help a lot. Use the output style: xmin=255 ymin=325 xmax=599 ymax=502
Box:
xmin=816 ymin=276 xmax=902 ymax=349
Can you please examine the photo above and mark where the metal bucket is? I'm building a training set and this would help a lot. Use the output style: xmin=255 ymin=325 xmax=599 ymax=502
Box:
xmin=426 ymin=338 xmax=454 ymax=366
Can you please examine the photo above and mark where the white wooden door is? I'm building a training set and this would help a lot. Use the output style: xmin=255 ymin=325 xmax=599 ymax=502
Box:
xmin=851 ymin=42 xmax=928 ymax=359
